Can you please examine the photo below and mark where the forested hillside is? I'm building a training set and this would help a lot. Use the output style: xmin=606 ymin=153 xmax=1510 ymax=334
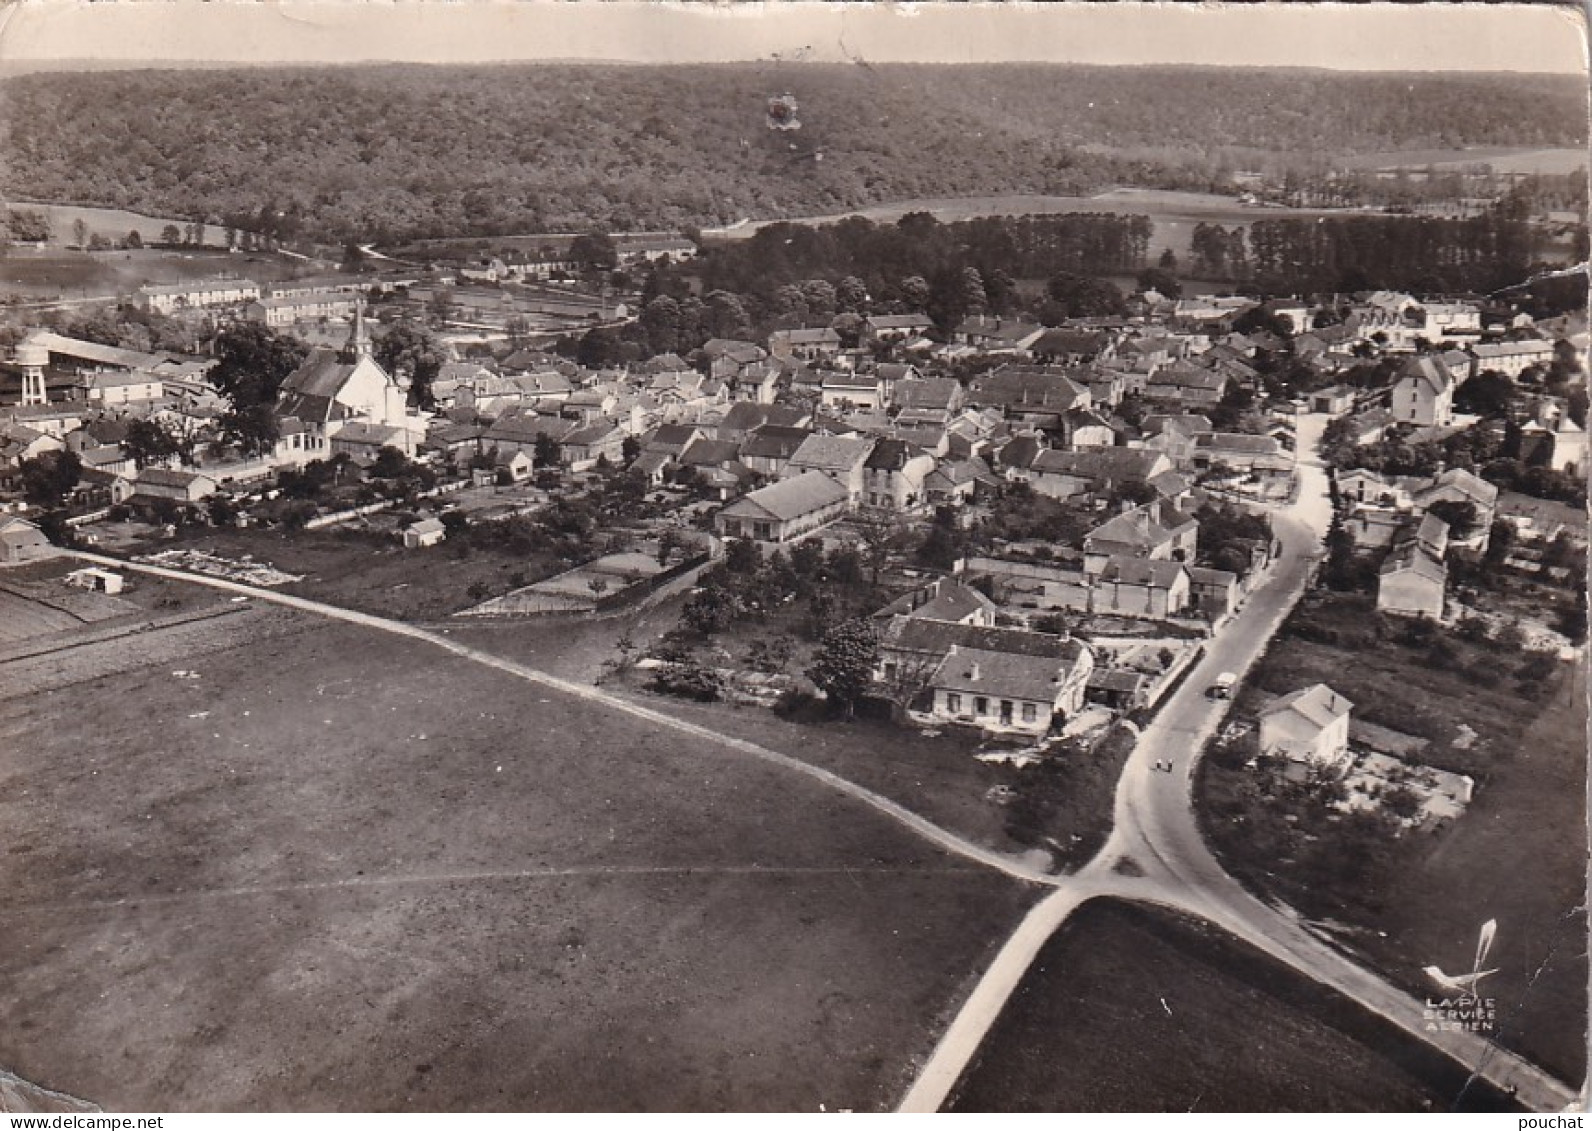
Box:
xmin=0 ymin=63 xmax=1581 ymax=244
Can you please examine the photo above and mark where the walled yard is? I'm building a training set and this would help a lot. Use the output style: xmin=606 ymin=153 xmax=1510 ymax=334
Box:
xmin=151 ymin=527 xmax=569 ymax=622
xmin=0 ymin=610 xmax=1035 ymax=1111
xmin=1197 ymin=591 xmax=1588 ymax=1083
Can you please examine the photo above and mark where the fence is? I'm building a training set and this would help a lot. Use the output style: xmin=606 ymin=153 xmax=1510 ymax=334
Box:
xmin=302 ymin=478 xmax=470 ymax=530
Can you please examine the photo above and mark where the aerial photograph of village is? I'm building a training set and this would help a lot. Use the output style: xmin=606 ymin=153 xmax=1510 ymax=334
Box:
xmin=0 ymin=0 xmax=1585 ymax=1115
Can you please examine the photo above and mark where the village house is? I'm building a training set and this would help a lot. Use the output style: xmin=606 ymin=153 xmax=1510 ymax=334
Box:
xmin=1192 ymin=432 xmax=1294 ymax=479
xmin=863 ymin=313 xmax=933 ymax=345
xmin=492 ymin=448 xmax=535 ymax=484
xmin=1026 ymin=447 xmax=1174 ymax=501
xmin=701 ymin=340 xmax=769 ymax=383
xmin=1377 ymin=516 xmax=1449 ymax=620
xmin=1470 ymin=338 xmax=1556 ymax=379
xmin=954 ymin=315 xmax=1045 ymax=353
xmin=79 ymin=370 xmax=165 ymax=406
xmin=873 ymin=617 xmax=1093 ymax=733
xmin=613 ymin=233 xmax=698 ymax=264
xmin=1259 ymin=684 xmax=1354 ymax=778
xmin=963 ymin=553 xmax=1192 ymax=620
xmin=1084 ymin=498 xmax=1200 ymax=567
xmin=874 ymin=577 xmax=997 ymax=627
xmin=560 ymin=422 xmax=629 ymax=471
xmin=1187 ymin=565 xmax=1242 ymax=619
xmin=926 ymin=644 xmax=1093 ymax=736
xmin=820 ymin=371 xmax=885 ymax=411
xmin=479 ymin=411 xmax=576 ymax=459
xmin=714 ymin=470 xmax=850 ymax=544
xmin=1391 ymin=356 xmax=1456 ymax=428
xmin=329 ymin=422 xmax=409 ymax=464
xmin=131 ymin=467 xmax=217 ymax=505
xmin=923 ymin=458 xmax=989 ymax=506
xmin=969 ymin=365 xmax=1092 ymax=424
xmin=768 ymin=327 xmax=843 ymax=363
xmin=0 ymin=515 xmax=52 ymax=564
xmin=1144 ymin=363 xmax=1229 ymax=409
xmin=1415 ymin=467 xmax=1499 ymax=551
xmin=711 ymin=401 xmax=811 ymax=444
xmin=782 ymin=433 xmax=876 ymax=502
xmin=1030 ymin=328 xmax=1115 ymax=366
xmin=1138 ymin=414 xmax=1214 ymax=468
xmin=860 ymin=439 xmax=936 ymax=512
xmin=737 ymin=425 xmax=811 ymax=478
xmin=891 ymin=377 xmax=965 ymax=427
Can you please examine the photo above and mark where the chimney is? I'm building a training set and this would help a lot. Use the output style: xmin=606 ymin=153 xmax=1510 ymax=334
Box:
xmin=969 ymin=662 xmax=980 ymax=682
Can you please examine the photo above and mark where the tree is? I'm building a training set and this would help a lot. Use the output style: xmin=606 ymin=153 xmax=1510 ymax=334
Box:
xmin=210 ymin=323 xmax=308 ymax=409
xmin=898 ymin=275 xmax=931 ymax=312
xmin=569 ymin=231 xmax=618 ymax=278
xmin=836 ymin=275 xmax=868 ymax=313
xmin=621 ymin=435 xmax=642 ymax=465
xmin=1136 ymin=266 xmax=1182 ymax=300
xmin=160 ymin=224 xmax=182 ymax=246
xmin=681 ymin=582 xmax=741 ymax=636
xmin=806 ymin=618 xmax=878 ymax=719
xmin=426 ymin=286 xmax=456 ymax=327
xmin=1454 ymin=371 xmax=1516 ymax=418
xmin=533 ymin=433 xmax=562 ymax=469
xmin=1425 ymin=499 xmax=1480 ymax=541
xmin=122 ymin=417 xmax=181 ymax=470
xmin=1047 ymin=273 xmax=1126 ymax=317
xmin=125 ymin=229 xmax=143 ymax=249
xmin=20 ymin=450 xmax=81 ymax=507
xmin=71 ymin=218 xmax=88 ymax=248
xmin=640 ymin=295 xmax=682 ymax=354
xmin=877 ymin=649 xmax=938 ymax=720
xmin=374 ymin=318 xmax=444 ymax=408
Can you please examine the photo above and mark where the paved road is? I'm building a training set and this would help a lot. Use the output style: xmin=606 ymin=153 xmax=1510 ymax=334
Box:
xmin=901 ymin=414 xmax=1579 ymax=1113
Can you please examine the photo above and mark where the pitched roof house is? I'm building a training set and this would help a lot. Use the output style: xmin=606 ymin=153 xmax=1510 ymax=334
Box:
xmin=926 ymin=644 xmax=1093 ymax=735
xmin=1259 ymin=684 xmax=1354 ymax=775
xmin=714 ymin=470 xmax=850 ymax=544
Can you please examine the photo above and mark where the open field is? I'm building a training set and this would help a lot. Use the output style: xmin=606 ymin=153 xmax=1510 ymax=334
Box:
xmin=6 ymin=201 xmax=230 ymax=248
xmin=156 ymin=528 xmax=568 ymax=622
xmin=1198 ymin=593 xmax=1587 ymax=1082
xmin=0 ymin=588 xmax=83 ymax=644
xmin=0 ymin=611 xmax=1034 ymax=1111
xmin=947 ymin=899 xmax=1520 ymax=1112
xmin=1338 ymin=147 xmax=1588 ymax=175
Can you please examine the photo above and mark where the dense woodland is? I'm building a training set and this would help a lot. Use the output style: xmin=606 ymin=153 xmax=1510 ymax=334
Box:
xmin=0 ymin=64 xmax=1582 ymax=244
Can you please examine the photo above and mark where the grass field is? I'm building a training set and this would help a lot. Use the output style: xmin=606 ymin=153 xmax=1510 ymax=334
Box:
xmin=168 ymin=527 xmax=568 ymax=622
xmin=7 ymin=201 xmax=230 ymax=248
xmin=948 ymin=900 xmax=1520 ymax=1113
xmin=0 ymin=612 xmax=1034 ymax=1111
xmin=1338 ymin=147 xmax=1588 ymax=176
xmin=1198 ymin=593 xmax=1587 ymax=1083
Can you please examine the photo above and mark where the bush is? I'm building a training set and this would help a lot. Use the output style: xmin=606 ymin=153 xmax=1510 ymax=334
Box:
xmin=772 ymin=688 xmax=820 ymax=719
xmin=650 ymin=660 xmax=722 ymax=702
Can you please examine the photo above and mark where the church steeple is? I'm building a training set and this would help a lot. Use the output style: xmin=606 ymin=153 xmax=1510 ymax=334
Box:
xmin=344 ymin=299 xmax=372 ymax=362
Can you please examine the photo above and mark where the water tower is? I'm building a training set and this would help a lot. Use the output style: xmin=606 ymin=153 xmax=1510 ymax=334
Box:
xmin=15 ymin=339 xmax=49 ymax=407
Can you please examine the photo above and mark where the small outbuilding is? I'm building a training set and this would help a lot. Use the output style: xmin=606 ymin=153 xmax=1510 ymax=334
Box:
xmin=401 ymin=517 xmax=447 ymax=549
